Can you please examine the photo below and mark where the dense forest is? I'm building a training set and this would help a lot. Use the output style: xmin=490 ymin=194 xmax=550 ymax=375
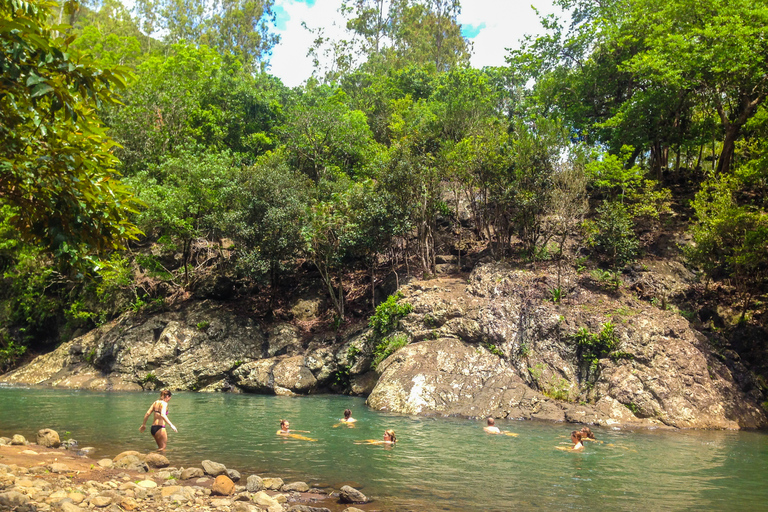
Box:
xmin=1 ymin=0 xmax=767 ymax=373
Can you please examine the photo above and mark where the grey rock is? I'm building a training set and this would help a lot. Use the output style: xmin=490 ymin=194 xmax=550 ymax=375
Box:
xmin=339 ymin=485 xmax=368 ymax=504
xmin=201 ymin=460 xmax=228 ymax=477
xmin=281 ymin=482 xmax=309 ymax=493
xmin=245 ymin=475 xmax=263 ymax=493
xmin=0 ymin=491 xmax=29 ymax=508
xmin=180 ymin=467 xmax=204 ymax=480
xmin=145 ymin=452 xmax=170 ymax=468
xmin=288 ymin=506 xmax=331 ymax=512
xmin=227 ymin=469 xmax=241 ymax=482
xmin=113 ymin=455 xmax=148 ymax=473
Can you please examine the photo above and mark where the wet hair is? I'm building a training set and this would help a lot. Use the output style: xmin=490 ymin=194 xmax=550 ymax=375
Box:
xmin=571 ymin=430 xmax=583 ymax=443
xmin=385 ymin=429 xmax=396 ymax=443
xmin=160 ymin=389 xmax=172 ymax=399
xmin=580 ymin=427 xmax=595 ymax=440
xmin=280 ymin=419 xmax=289 ymax=429
xmin=487 ymin=417 xmax=496 ymax=426
xmin=344 ymin=409 xmax=352 ymax=419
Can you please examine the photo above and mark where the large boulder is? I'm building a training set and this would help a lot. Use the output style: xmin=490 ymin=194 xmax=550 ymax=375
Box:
xmin=36 ymin=428 xmax=60 ymax=448
xmin=367 ymin=264 xmax=768 ymax=429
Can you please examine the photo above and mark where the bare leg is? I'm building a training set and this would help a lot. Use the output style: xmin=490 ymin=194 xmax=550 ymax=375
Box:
xmin=153 ymin=429 xmax=168 ymax=451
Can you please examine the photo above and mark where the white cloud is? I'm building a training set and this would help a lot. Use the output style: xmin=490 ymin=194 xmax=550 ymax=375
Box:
xmin=458 ymin=0 xmax=562 ymax=69
xmin=269 ymin=0 xmax=347 ymax=87
xmin=268 ymin=0 xmax=561 ymax=86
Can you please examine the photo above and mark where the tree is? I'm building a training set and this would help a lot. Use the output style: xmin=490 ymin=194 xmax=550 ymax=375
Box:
xmin=128 ymin=147 xmax=236 ymax=285
xmin=0 ymin=0 xmax=141 ymax=260
xmin=223 ymin=151 xmax=311 ymax=295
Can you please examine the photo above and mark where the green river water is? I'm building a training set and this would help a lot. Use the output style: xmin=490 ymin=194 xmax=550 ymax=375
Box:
xmin=1 ymin=387 xmax=767 ymax=511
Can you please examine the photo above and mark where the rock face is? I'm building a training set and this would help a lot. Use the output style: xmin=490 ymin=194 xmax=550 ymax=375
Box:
xmin=368 ymin=263 xmax=768 ymax=429
xmin=1 ymin=261 xmax=766 ymax=430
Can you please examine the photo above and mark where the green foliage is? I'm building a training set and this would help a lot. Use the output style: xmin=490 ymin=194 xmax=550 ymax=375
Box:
xmin=141 ymin=372 xmax=159 ymax=386
xmin=84 ymin=349 xmax=97 ymax=364
xmin=485 ymin=343 xmax=504 ymax=357
xmin=587 ymin=201 xmax=639 ymax=267
xmin=590 ymin=268 xmax=623 ymax=291
xmin=372 ymin=333 xmax=409 ymax=370
xmin=330 ymin=367 xmax=351 ymax=389
xmin=0 ymin=335 xmax=27 ymax=372
xmin=0 ymin=0 xmax=142 ymax=261
xmin=685 ymin=174 xmax=768 ymax=316
xmin=570 ymin=322 xmax=622 ymax=371
xmin=548 ymin=287 xmax=564 ymax=304
xmin=196 ymin=321 xmax=210 ymax=331
xmin=369 ymin=292 xmax=413 ymax=338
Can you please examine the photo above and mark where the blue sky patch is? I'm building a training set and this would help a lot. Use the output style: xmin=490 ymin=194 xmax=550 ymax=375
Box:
xmin=273 ymin=4 xmax=289 ymax=31
xmin=461 ymin=22 xmax=486 ymax=39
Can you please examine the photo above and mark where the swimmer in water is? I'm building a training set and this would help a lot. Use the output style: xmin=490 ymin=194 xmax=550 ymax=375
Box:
xmin=483 ymin=417 xmax=518 ymax=437
xmin=277 ymin=419 xmax=310 ymax=435
xmin=580 ymin=427 xmax=597 ymax=441
xmin=139 ymin=389 xmax=178 ymax=451
xmin=355 ymin=429 xmax=397 ymax=445
xmin=341 ymin=409 xmax=357 ymax=423
xmin=571 ymin=430 xmax=585 ymax=450
xmin=484 ymin=417 xmax=501 ymax=434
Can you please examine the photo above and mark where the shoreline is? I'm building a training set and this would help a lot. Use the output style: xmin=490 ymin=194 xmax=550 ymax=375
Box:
xmin=0 ymin=432 xmax=376 ymax=512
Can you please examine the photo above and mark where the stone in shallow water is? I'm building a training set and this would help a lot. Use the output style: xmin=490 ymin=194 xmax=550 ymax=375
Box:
xmin=10 ymin=435 xmax=26 ymax=445
xmin=339 ymin=486 xmax=368 ymax=504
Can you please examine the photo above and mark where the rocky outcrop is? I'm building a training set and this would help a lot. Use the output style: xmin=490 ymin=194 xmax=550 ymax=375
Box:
xmin=0 ymin=301 xmax=371 ymax=395
xmin=367 ymin=263 xmax=767 ymax=429
xmin=2 ymin=261 xmax=766 ymax=429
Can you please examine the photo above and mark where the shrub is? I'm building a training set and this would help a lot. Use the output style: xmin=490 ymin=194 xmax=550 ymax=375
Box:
xmin=372 ymin=333 xmax=409 ymax=370
xmin=369 ymin=292 xmax=413 ymax=338
xmin=588 ymin=201 xmax=639 ymax=267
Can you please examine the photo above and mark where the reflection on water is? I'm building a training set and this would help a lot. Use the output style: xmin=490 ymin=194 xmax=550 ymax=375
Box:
xmin=1 ymin=387 xmax=767 ymax=511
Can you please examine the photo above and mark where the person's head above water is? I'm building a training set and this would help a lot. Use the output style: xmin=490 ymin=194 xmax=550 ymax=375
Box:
xmin=160 ymin=389 xmax=172 ymax=401
xmin=571 ymin=430 xmax=583 ymax=445
xmin=280 ymin=419 xmax=289 ymax=430
xmin=384 ymin=429 xmax=396 ymax=443
xmin=344 ymin=409 xmax=352 ymax=419
xmin=580 ymin=427 xmax=595 ymax=439
xmin=487 ymin=417 xmax=495 ymax=426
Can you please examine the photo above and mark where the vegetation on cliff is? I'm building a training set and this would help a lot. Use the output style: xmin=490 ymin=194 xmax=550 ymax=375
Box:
xmin=1 ymin=0 xmax=768 ymax=407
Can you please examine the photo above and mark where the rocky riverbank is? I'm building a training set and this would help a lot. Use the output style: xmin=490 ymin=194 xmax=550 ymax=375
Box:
xmin=0 ymin=430 xmax=372 ymax=512
xmin=2 ymin=261 xmax=766 ymax=430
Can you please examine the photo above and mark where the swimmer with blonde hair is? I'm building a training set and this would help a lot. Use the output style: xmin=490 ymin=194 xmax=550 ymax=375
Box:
xmin=355 ymin=429 xmax=397 ymax=445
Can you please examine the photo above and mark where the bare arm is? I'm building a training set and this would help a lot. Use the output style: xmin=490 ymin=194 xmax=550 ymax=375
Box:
xmin=139 ymin=405 xmax=154 ymax=432
xmin=159 ymin=402 xmax=177 ymax=432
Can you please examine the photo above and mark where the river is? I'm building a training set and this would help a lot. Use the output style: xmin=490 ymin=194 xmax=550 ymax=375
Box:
xmin=1 ymin=387 xmax=767 ymax=511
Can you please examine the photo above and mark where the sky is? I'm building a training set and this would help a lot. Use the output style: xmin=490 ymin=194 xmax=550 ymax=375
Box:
xmin=268 ymin=0 xmax=560 ymax=87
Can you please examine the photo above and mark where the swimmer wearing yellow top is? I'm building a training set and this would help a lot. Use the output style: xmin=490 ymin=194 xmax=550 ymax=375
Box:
xmin=276 ymin=419 xmax=316 ymax=441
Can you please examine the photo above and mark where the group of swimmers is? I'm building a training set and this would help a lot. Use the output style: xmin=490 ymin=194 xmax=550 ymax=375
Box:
xmin=139 ymin=391 xmax=397 ymax=451
xmin=277 ymin=410 xmax=397 ymax=445
xmin=139 ymin=390 xmax=592 ymax=452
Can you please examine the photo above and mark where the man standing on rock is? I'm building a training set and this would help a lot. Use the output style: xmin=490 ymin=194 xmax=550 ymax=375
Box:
xmin=139 ymin=389 xmax=178 ymax=451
